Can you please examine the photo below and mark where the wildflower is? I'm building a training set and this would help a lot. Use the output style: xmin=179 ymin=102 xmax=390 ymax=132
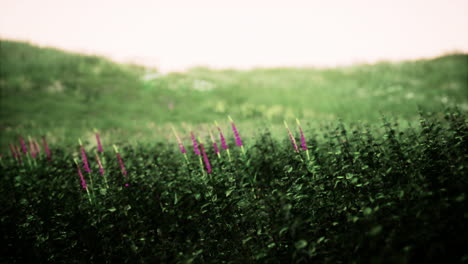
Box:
xmin=296 ymin=118 xmax=310 ymax=160
xmin=95 ymin=153 xmax=104 ymax=176
xmin=209 ymin=130 xmax=220 ymax=158
xmin=284 ymin=121 xmax=299 ymax=153
xmin=42 ymin=136 xmax=52 ymax=161
xmin=33 ymin=139 xmax=41 ymax=154
xmin=199 ymin=141 xmax=212 ymax=174
xmin=113 ymin=145 xmax=128 ymax=177
xmin=95 ymin=130 xmax=103 ymax=152
xmin=215 ymin=121 xmax=231 ymax=161
xmin=79 ymin=139 xmax=91 ymax=173
xmin=9 ymin=143 xmax=18 ymax=160
xmin=215 ymin=121 xmax=229 ymax=150
xmin=228 ymin=116 xmax=243 ymax=147
xmin=29 ymin=137 xmax=37 ymax=159
xmin=19 ymin=136 xmax=28 ymax=154
xmin=15 ymin=145 xmax=22 ymax=163
xmin=74 ymin=158 xmax=88 ymax=190
xmin=171 ymin=126 xmax=187 ymax=154
xmin=190 ymin=131 xmax=201 ymax=155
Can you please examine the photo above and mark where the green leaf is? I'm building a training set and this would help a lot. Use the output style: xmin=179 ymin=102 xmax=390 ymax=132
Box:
xmin=369 ymin=225 xmax=382 ymax=236
xmin=225 ymin=188 xmax=234 ymax=197
xmin=295 ymin=240 xmax=308 ymax=249
xmin=108 ymin=207 xmax=116 ymax=212
xmin=363 ymin=207 xmax=372 ymax=216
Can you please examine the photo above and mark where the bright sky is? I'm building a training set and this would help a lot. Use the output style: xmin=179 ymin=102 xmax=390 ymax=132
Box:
xmin=1 ymin=0 xmax=467 ymax=72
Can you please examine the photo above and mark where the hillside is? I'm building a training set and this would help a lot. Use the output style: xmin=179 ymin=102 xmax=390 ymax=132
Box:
xmin=1 ymin=40 xmax=467 ymax=148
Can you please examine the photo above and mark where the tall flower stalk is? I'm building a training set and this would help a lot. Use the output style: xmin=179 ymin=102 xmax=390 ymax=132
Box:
xmin=42 ymin=136 xmax=52 ymax=161
xmin=296 ymin=118 xmax=310 ymax=160
xmin=79 ymin=139 xmax=91 ymax=173
xmin=199 ymin=139 xmax=212 ymax=174
xmin=29 ymin=136 xmax=38 ymax=159
xmin=19 ymin=136 xmax=28 ymax=154
xmin=284 ymin=121 xmax=299 ymax=153
xmin=74 ymin=158 xmax=92 ymax=203
xmin=19 ymin=135 xmax=32 ymax=166
xmin=228 ymin=116 xmax=245 ymax=156
xmin=190 ymin=131 xmax=201 ymax=156
xmin=14 ymin=145 xmax=22 ymax=163
xmin=190 ymin=132 xmax=204 ymax=175
xmin=171 ymin=126 xmax=188 ymax=163
xmin=113 ymin=145 xmax=129 ymax=187
xmin=33 ymin=139 xmax=41 ymax=155
xmin=95 ymin=153 xmax=109 ymax=188
xmin=9 ymin=143 xmax=19 ymax=163
xmin=209 ymin=130 xmax=221 ymax=159
xmin=215 ymin=121 xmax=231 ymax=161
xmin=95 ymin=130 xmax=104 ymax=153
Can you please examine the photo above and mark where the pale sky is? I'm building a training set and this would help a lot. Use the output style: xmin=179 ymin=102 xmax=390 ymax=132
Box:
xmin=1 ymin=0 xmax=467 ymax=72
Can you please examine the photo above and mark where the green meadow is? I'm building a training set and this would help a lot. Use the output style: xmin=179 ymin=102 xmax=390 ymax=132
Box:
xmin=1 ymin=40 xmax=467 ymax=148
xmin=1 ymin=40 xmax=467 ymax=263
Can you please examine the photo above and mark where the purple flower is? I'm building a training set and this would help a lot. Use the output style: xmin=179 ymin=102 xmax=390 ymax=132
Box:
xmin=200 ymin=143 xmax=212 ymax=174
xmin=9 ymin=144 xmax=18 ymax=160
xmin=95 ymin=153 xmax=104 ymax=176
xmin=217 ymin=127 xmax=229 ymax=150
xmin=80 ymin=145 xmax=91 ymax=173
xmin=229 ymin=116 xmax=243 ymax=147
xmin=191 ymin=132 xmax=201 ymax=155
xmin=42 ymin=136 xmax=52 ymax=161
xmin=284 ymin=121 xmax=299 ymax=153
xmin=29 ymin=138 xmax=37 ymax=158
xmin=96 ymin=133 xmax=103 ymax=152
xmin=296 ymin=119 xmax=308 ymax=151
xmin=209 ymin=130 xmax=220 ymax=154
xmin=76 ymin=162 xmax=88 ymax=190
xmin=19 ymin=136 xmax=28 ymax=154
xmin=172 ymin=128 xmax=187 ymax=154
xmin=116 ymin=152 xmax=127 ymax=176
xmin=33 ymin=139 xmax=41 ymax=154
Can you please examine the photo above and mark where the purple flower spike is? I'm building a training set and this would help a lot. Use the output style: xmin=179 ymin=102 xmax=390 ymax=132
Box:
xmin=9 ymin=144 xmax=19 ymax=161
xmin=29 ymin=138 xmax=37 ymax=158
xmin=95 ymin=154 xmax=104 ymax=176
xmin=296 ymin=119 xmax=308 ymax=151
xmin=80 ymin=145 xmax=91 ymax=173
xmin=228 ymin=116 xmax=243 ymax=147
xmin=172 ymin=127 xmax=187 ymax=154
xmin=96 ymin=133 xmax=104 ymax=152
xmin=213 ymin=142 xmax=219 ymax=155
xmin=209 ymin=130 xmax=220 ymax=154
xmin=116 ymin=152 xmax=127 ymax=176
xmin=76 ymin=162 xmax=88 ymax=190
xmin=19 ymin=136 xmax=28 ymax=154
xmin=42 ymin=136 xmax=52 ymax=161
xmin=284 ymin=121 xmax=299 ymax=153
xmin=200 ymin=143 xmax=212 ymax=174
xmin=217 ymin=127 xmax=229 ymax=150
xmin=191 ymin=132 xmax=201 ymax=155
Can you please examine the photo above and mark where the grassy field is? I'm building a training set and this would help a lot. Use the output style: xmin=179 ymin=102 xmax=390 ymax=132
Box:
xmin=1 ymin=40 xmax=467 ymax=148
xmin=1 ymin=40 xmax=468 ymax=262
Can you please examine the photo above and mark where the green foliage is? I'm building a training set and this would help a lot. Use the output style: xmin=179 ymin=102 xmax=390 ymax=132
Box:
xmin=1 ymin=109 xmax=467 ymax=263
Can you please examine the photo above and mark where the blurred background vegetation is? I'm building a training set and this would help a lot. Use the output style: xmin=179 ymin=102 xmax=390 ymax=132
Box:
xmin=1 ymin=40 xmax=467 ymax=148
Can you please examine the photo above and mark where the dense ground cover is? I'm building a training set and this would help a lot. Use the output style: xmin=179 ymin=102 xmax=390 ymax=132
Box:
xmin=1 ymin=109 xmax=467 ymax=263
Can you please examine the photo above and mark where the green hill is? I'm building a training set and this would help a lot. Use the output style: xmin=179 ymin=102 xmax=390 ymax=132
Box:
xmin=1 ymin=40 xmax=467 ymax=148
